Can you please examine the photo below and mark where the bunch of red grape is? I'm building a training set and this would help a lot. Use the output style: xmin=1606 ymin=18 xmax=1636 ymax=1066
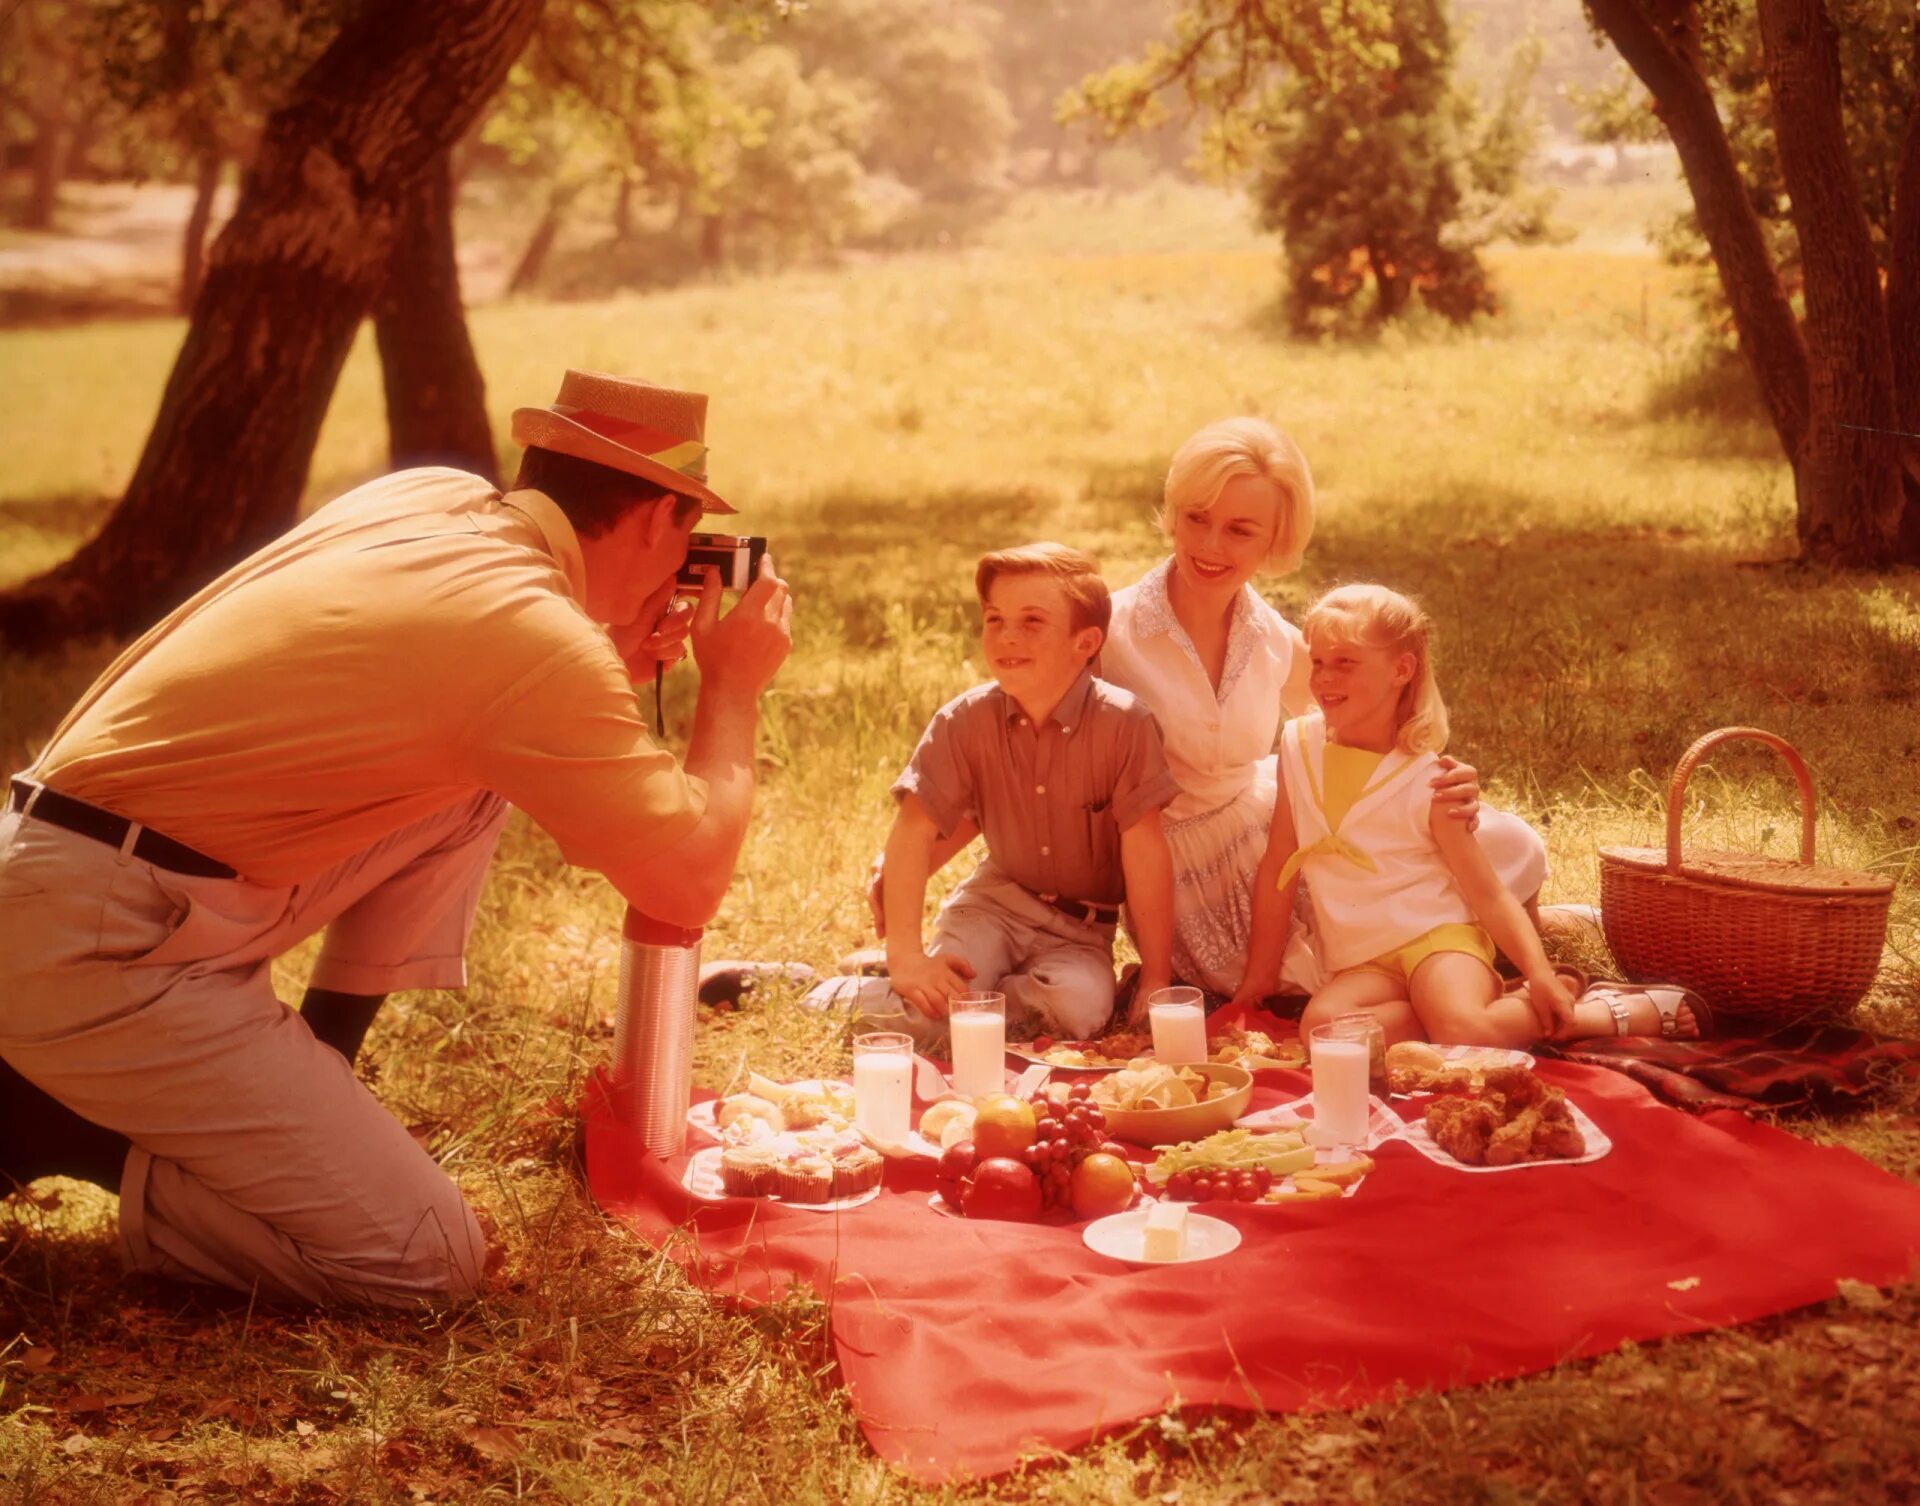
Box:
xmin=1160 ymin=1166 xmax=1274 ymax=1203
xmin=1021 ymin=1083 xmax=1113 ymax=1212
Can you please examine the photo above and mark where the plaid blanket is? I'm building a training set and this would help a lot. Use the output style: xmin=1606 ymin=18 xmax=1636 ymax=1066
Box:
xmin=1538 ymin=1026 xmax=1920 ymax=1114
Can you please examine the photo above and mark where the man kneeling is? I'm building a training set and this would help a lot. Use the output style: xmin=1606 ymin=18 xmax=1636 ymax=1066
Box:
xmin=0 ymin=372 xmax=790 ymax=1307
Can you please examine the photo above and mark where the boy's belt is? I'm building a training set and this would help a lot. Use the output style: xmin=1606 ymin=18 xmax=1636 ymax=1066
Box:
xmin=7 ymin=777 xmax=237 ymax=880
xmin=1034 ymin=890 xmax=1122 ymax=925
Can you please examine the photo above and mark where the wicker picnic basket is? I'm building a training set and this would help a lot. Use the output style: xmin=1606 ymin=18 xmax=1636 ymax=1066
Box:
xmin=1598 ymin=727 xmax=1894 ymax=1031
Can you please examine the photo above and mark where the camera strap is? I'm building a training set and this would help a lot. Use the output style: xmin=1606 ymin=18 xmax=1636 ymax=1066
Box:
xmin=654 ymin=662 xmax=668 ymax=737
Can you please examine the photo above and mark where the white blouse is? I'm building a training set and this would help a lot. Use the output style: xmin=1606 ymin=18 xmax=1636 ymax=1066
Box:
xmin=1100 ymin=558 xmax=1306 ymax=825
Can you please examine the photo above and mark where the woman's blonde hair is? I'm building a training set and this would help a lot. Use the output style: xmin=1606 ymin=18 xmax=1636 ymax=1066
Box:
xmin=1157 ymin=417 xmax=1316 ymax=574
xmin=1302 ymin=584 xmax=1450 ymax=754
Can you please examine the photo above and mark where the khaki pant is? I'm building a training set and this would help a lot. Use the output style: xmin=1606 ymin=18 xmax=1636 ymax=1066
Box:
xmin=808 ymin=861 xmax=1119 ymax=1045
xmin=0 ymin=791 xmax=509 ymax=1307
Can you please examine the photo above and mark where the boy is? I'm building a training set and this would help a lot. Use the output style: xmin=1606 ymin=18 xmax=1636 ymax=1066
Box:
xmin=858 ymin=542 xmax=1179 ymax=1045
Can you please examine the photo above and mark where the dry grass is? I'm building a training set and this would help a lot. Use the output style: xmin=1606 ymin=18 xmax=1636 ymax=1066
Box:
xmin=2 ymin=182 xmax=1917 ymax=1502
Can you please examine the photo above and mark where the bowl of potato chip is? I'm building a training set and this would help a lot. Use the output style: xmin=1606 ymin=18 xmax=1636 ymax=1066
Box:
xmin=1090 ymin=1062 xmax=1254 ymax=1146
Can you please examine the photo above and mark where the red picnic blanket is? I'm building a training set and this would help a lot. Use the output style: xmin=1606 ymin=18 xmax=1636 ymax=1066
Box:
xmin=583 ymin=1036 xmax=1920 ymax=1484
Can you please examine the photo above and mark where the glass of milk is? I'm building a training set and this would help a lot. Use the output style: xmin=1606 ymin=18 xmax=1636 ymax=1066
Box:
xmin=948 ymin=991 xmax=1007 ymax=1098
xmin=1308 ymin=1019 xmax=1375 ymax=1148
xmin=1147 ymin=986 xmax=1208 ymax=1065
xmin=853 ymin=1031 xmax=914 ymax=1147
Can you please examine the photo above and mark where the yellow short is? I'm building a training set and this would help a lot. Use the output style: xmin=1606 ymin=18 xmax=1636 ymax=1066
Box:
xmin=1352 ymin=923 xmax=1497 ymax=989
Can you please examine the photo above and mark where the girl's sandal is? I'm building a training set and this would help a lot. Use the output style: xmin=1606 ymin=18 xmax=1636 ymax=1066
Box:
xmin=1586 ymin=979 xmax=1715 ymax=1040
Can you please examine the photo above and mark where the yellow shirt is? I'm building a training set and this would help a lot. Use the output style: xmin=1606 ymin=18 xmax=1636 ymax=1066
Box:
xmin=38 ymin=468 xmax=706 ymax=885
xmin=1320 ymin=743 xmax=1386 ymax=831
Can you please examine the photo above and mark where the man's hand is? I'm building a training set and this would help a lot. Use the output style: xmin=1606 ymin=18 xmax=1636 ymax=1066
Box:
xmin=692 ymin=554 xmax=793 ymax=701
xmin=888 ymin=950 xmax=974 ymax=1018
xmin=1430 ymin=754 xmax=1482 ymax=831
xmin=611 ymin=581 xmax=697 ymax=683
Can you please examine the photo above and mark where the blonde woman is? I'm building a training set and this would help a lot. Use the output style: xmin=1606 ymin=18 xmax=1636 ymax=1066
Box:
xmin=1098 ymin=417 xmax=1547 ymax=1004
xmin=1235 ymin=583 xmax=1701 ymax=1045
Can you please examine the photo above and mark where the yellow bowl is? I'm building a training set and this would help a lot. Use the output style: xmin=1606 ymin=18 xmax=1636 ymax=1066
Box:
xmin=1095 ymin=1063 xmax=1254 ymax=1147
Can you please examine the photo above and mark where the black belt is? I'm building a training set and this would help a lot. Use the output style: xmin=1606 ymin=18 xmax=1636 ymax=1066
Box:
xmin=7 ymin=777 xmax=236 ymax=879
xmin=1035 ymin=891 xmax=1121 ymax=925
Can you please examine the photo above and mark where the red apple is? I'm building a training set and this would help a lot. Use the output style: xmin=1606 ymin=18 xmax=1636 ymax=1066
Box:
xmin=937 ymin=1139 xmax=977 ymax=1196
xmin=961 ymin=1156 xmax=1043 ymax=1221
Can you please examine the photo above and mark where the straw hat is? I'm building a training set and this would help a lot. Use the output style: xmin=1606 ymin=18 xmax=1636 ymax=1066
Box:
xmin=511 ymin=370 xmax=733 ymax=514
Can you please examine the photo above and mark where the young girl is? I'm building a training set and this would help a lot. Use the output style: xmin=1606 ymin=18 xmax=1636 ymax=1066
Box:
xmin=1231 ymin=584 xmax=1700 ymax=1047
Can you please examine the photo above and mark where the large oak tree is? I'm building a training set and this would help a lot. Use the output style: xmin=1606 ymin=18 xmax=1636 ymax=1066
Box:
xmin=0 ymin=0 xmax=541 ymax=649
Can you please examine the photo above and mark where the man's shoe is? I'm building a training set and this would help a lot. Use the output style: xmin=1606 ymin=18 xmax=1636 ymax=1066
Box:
xmin=697 ymin=961 xmax=817 ymax=1008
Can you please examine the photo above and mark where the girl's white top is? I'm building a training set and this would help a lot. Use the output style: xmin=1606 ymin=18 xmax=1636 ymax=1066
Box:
xmin=1100 ymin=558 xmax=1306 ymax=824
xmin=1277 ymin=711 xmax=1475 ymax=972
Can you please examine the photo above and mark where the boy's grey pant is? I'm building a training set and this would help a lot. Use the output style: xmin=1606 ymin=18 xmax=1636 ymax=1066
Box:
xmin=0 ymin=791 xmax=509 ymax=1307
xmin=811 ymin=863 xmax=1119 ymax=1046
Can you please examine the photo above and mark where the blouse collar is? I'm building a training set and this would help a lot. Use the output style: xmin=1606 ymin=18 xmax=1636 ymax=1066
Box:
xmin=1136 ymin=556 xmax=1260 ymax=706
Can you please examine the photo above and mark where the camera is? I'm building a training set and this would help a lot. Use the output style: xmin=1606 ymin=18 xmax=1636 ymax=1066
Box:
xmin=677 ymin=533 xmax=768 ymax=591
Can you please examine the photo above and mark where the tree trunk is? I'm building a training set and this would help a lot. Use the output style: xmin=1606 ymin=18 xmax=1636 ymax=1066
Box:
xmin=24 ymin=123 xmax=69 ymax=230
xmin=1757 ymin=0 xmax=1908 ymax=564
xmin=1583 ymin=0 xmax=1811 ymax=460
xmin=1887 ymin=21 xmax=1920 ymax=557
xmin=373 ymin=148 xmax=497 ymax=481
xmin=507 ymin=181 xmax=577 ymax=295
xmin=178 ymin=150 xmax=222 ymax=314
xmin=0 ymin=0 xmax=542 ymax=650
xmin=612 ymin=175 xmax=636 ymax=242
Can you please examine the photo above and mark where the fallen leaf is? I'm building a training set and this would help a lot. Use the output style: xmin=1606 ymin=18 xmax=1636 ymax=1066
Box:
xmin=1835 ymin=1277 xmax=1888 ymax=1310
xmin=296 ymin=1419 xmax=317 ymax=1436
xmin=1667 ymin=1276 xmax=1702 ymax=1292
xmin=144 ymin=1425 xmax=180 ymax=1443
xmin=66 ymin=1393 xmax=108 ymax=1414
xmin=105 ymin=1390 xmax=156 ymax=1408
xmin=462 ymin=1425 xmax=521 ymax=1463
xmin=198 ymin=1397 xmax=241 ymax=1421
xmin=20 ymin=1347 xmax=57 ymax=1374
xmin=61 ymin=1433 xmax=89 ymax=1455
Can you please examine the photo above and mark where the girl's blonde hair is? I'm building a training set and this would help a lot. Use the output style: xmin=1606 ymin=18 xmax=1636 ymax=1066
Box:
xmin=1157 ymin=417 xmax=1316 ymax=574
xmin=1302 ymin=583 xmax=1450 ymax=754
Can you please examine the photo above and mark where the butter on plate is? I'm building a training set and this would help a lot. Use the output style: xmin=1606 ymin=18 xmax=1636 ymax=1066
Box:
xmin=1142 ymin=1201 xmax=1189 ymax=1262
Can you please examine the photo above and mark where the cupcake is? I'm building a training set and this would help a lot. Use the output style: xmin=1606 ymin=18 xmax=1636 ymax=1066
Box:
xmin=830 ymin=1143 xmax=883 ymax=1199
xmin=776 ymin=1153 xmax=835 ymax=1204
xmin=719 ymin=1143 xmax=779 ymax=1198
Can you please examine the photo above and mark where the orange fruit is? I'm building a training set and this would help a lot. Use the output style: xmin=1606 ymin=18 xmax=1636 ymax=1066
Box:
xmin=1070 ymin=1152 xmax=1136 ymax=1219
xmin=971 ymin=1093 xmax=1037 ymax=1161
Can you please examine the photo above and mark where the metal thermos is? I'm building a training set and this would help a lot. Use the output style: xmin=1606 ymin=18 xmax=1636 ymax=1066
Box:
xmin=611 ymin=908 xmax=703 ymax=1158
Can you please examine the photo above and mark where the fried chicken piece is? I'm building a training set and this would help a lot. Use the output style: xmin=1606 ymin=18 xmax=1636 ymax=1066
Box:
xmin=1482 ymin=1064 xmax=1547 ymax=1114
xmin=1390 ymin=1063 xmax=1475 ymax=1096
xmin=1530 ymin=1114 xmax=1587 ymax=1160
xmin=1425 ymin=1095 xmax=1501 ymax=1165
xmin=1484 ymin=1103 xmax=1546 ymax=1166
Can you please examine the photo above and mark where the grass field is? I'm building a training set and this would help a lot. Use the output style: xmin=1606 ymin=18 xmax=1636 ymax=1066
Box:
xmin=1 ymin=183 xmax=1917 ymax=1503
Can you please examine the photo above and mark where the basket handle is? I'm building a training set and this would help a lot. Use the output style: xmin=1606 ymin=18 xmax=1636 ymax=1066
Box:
xmin=1664 ymin=726 xmax=1817 ymax=874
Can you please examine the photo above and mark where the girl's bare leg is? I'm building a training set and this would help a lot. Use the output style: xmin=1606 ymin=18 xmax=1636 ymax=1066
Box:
xmin=1299 ymin=970 xmax=1423 ymax=1047
xmin=1406 ymin=952 xmax=1540 ymax=1048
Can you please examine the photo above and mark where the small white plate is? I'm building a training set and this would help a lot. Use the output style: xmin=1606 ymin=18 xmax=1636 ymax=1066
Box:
xmin=680 ymin=1146 xmax=881 ymax=1210
xmin=1083 ymin=1208 xmax=1241 ymax=1265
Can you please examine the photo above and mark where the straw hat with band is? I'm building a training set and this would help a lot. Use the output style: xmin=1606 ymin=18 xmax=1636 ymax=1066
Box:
xmin=511 ymin=370 xmax=734 ymax=515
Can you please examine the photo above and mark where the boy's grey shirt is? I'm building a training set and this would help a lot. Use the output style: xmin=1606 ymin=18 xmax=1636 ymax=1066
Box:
xmin=891 ymin=669 xmax=1181 ymax=907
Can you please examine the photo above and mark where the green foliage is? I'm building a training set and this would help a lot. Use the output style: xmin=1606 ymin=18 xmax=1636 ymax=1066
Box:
xmin=1066 ymin=0 xmax=1555 ymax=330
xmin=84 ymin=0 xmax=344 ymax=169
